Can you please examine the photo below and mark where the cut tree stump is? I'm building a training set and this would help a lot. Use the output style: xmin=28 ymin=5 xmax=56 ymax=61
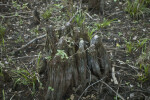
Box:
xmin=39 ymin=24 xmax=111 ymax=100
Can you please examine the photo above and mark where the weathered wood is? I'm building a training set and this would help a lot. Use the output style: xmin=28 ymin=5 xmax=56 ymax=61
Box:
xmin=76 ymin=39 xmax=87 ymax=88
xmin=88 ymin=35 xmax=111 ymax=76
xmin=42 ymin=23 xmax=111 ymax=100
xmin=45 ymin=36 xmax=76 ymax=100
xmin=45 ymin=25 xmax=58 ymax=56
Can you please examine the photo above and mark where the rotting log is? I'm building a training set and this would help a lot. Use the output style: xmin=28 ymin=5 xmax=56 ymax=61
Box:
xmin=40 ymin=24 xmax=111 ymax=100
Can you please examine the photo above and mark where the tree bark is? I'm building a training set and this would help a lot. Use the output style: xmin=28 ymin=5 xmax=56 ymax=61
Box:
xmin=40 ymin=24 xmax=111 ymax=100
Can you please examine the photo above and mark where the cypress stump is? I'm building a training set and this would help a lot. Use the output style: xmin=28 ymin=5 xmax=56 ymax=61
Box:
xmin=40 ymin=24 xmax=111 ymax=100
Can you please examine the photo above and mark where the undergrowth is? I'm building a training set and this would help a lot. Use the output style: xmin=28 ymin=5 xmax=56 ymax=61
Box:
xmin=125 ymin=0 xmax=150 ymax=19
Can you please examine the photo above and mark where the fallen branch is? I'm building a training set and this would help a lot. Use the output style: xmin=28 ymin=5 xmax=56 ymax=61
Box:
xmin=11 ymin=34 xmax=46 ymax=55
xmin=101 ymin=81 xmax=125 ymax=100
xmin=11 ymin=55 xmax=39 ymax=60
xmin=112 ymin=66 xmax=118 ymax=84
xmin=0 ymin=15 xmax=30 ymax=19
xmin=78 ymin=76 xmax=125 ymax=100
xmin=78 ymin=77 xmax=106 ymax=100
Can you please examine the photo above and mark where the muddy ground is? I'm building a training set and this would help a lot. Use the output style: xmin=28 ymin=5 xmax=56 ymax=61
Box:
xmin=0 ymin=0 xmax=150 ymax=100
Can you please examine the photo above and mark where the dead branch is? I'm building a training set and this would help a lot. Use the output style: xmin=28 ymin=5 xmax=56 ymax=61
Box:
xmin=11 ymin=34 xmax=46 ymax=55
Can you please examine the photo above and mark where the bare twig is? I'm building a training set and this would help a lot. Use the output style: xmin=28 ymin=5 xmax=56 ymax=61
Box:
xmin=116 ymin=59 xmax=139 ymax=73
xmin=65 ymin=10 xmax=79 ymax=26
xmin=78 ymin=77 xmax=125 ymax=100
xmin=112 ymin=66 xmax=118 ymax=84
xmin=12 ymin=55 xmax=39 ymax=60
xmin=116 ymin=80 xmax=122 ymax=100
xmin=107 ymin=11 xmax=124 ymax=18
xmin=0 ymin=11 xmax=32 ymax=19
xmin=101 ymin=81 xmax=125 ymax=100
xmin=78 ymin=77 xmax=106 ymax=100
xmin=85 ymin=12 xmax=100 ymax=21
xmin=1 ymin=11 xmax=32 ymax=15
xmin=0 ymin=4 xmax=11 ymax=6
xmin=11 ymin=34 xmax=46 ymax=55
xmin=85 ymin=12 xmax=93 ymax=20
xmin=0 ymin=15 xmax=30 ymax=19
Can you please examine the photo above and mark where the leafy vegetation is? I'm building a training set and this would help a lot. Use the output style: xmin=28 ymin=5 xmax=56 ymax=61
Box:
xmin=75 ymin=11 xmax=85 ymax=27
xmin=12 ymin=0 xmax=28 ymax=10
xmin=87 ymin=28 xmax=96 ymax=40
xmin=125 ymin=0 xmax=150 ymax=19
xmin=0 ymin=63 xmax=3 ymax=77
xmin=11 ymin=68 xmax=41 ymax=95
xmin=124 ymin=35 xmax=149 ymax=82
xmin=137 ymin=49 xmax=150 ymax=82
xmin=56 ymin=50 xmax=69 ymax=59
xmin=12 ymin=69 xmax=37 ymax=86
xmin=125 ymin=36 xmax=148 ymax=54
xmin=125 ymin=40 xmax=135 ymax=53
xmin=42 ymin=7 xmax=52 ymax=19
xmin=2 ymin=89 xmax=5 ymax=100
xmin=95 ymin=18 xmax=116 ymax=29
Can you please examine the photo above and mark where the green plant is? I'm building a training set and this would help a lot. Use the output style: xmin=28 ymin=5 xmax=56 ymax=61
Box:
xmin=0 ymin=24 xmax=6 ymax=44
xmin=0 ymin=62 xmax=4 ymax=76
xmin=35 ymin=52 xmax=43 ymax=90
xmin=114 ymin=96 xmax=121 ymax=100
xmin=56 ymin=50 xmax=69 ymax=59
xmin=42 ymin=7 xmax=52 ymax=19
xmin=30 ymin=26 xmax=40 ymax=36
xmin=0 ymin=66 xmax=3 ymax=77
xmin=12 ymin=0 xmax=21 ymax=10
xmin=48 ymin=86 xmax=54 ymax=91
xmin=15 ymin=36 xmax=24 ymax=43
xmin=75 ymin=11 xmax=85 ymax=27
xmin=14 ymin=12 xmax=19 ymax=16
xmin=37 ymin=52 xmax=42 ymax=68
xmin=95 ymin=18 xmax=116 ymax=29
xmin=125 ymin=0 xmax=150 ymax=19
xmin=125 ymin=40 xmax=135 ymax=53
xmin=0 ymin=38 xmax=5 ymax=47
xmin=19 ymin=19 xmax=23 ymax=25
xmin=62 ymin=0 xmax=75 ymax=20
xmin=145 ymin=0 xmax=150 ymax=5
xmin=138 ymin=61 xmax=150 ymax=82
xmin=87 ymin=28 xmax=97 ymax=40
xmin=32 ymin=82 xmax=36 ymax=95
xmin=12 ymin=69 xmax=40 ymax=95
xmin=12 ymin=0 xmax=28 ymax=10
xmin=12 ymin=68 xmax=38 ymax=93
xmin=22 ymin=3 xmax=28 ymax=9
xmin=45 ymin=56 xmax=52 ymax=60
xmin=54 ymin=4 xmax=64 ymax=9
xmin=137 ymin=46 xmax=150 ymax=82
xmin=136 ymin=38 xmax=148 ymax=47
xmin=138 ymin=67 xmax=149 ymax=82
xmin=118 ymin=32 xmax=123 ymax=36
xmin=2 ymin=89 xmax=5 ymax=100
